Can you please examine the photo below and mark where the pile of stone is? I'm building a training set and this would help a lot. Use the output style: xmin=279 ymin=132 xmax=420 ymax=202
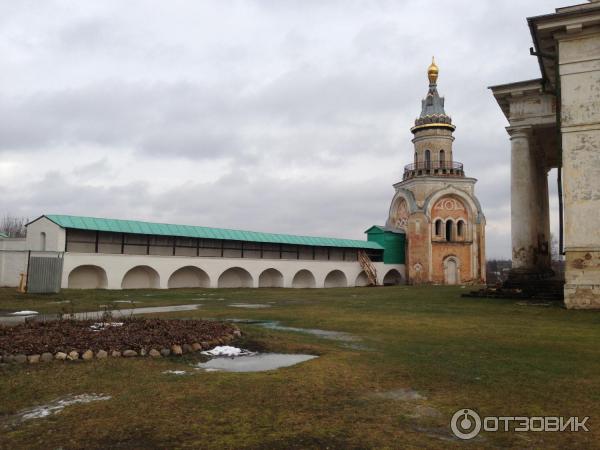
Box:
xmin=0 ymin=318 xmax=242 ymax=364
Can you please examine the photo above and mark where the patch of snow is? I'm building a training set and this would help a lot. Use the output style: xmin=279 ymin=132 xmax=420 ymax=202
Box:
xmin=162 ymin=370 xmax=187 ymax=375
xmin=16 ymin=394 xmax=111 ymax=423
xmin=201 ymin=346 xmax=254 ymax=357
xmin=10 ymin=310 xmax=39 ymax=316
xmin=89 ymin=322 xmax=124 ymax=331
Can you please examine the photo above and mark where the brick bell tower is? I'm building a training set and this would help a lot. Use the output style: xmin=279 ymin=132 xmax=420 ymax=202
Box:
xmin=385 ymin=58 xmax=486 ymax=285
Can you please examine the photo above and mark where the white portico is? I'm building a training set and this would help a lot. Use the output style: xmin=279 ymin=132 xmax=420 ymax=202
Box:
xmin=490 ymin=0 xmax=600 ymax=309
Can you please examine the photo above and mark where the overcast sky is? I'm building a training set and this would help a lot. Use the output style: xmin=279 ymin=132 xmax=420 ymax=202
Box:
xmin=0 ymin=1 xmax=574 ymax=258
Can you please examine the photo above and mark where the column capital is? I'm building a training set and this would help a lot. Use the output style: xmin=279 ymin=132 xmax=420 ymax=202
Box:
xmin=506 ymin=126 xmax=533 ymax=140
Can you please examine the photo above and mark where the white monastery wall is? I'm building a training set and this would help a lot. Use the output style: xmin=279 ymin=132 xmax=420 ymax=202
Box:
xmin=0 ymin=238 xmax=28 ymax=287
xmin=62 ymin=252 xmax=405 ymax=290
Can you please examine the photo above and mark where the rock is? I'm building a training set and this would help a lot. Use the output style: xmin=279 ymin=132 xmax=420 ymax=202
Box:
xmin=55 ymin=352 xmax=67 ymax=360
xmin=182 ymin=344 xmax=193 ymax=354
xmin=160 ymin=348 xmax=171 ymax=357
xmin=82 ymin=350 xmax=94 ymax=360
xmin=111 ymin=350 xmax=122 ymax=358
xmin=28 ymin=354 xmax=41 ymax=364
xmin=200 ymin=341 xmax=210 ymax=349
xmin=41 ymin=352 xmax=54 ymax=362
xmin=192 ymin=343 xmax=202 ymax=352
xmin=122 ymin=350 xmax=138 ymax=357
xmin=4 ymin=355 xmax=15 ymax=363
xmin=149 ymin=349 xmax=161 ymax=358
xmin=68 ymin=351 xmax=79 ymax=360
xmin=171 ymin=345 xmax=183 ymax=356
xmin=14 ymin=354 xmax=27 ymax=364
xmin=233 ymin=329 xmax=242 ymax=338
xmin=139 ymin=348 xmax=147 ymax=357
xmin=96 ymin=350 xmax=108 ymax=359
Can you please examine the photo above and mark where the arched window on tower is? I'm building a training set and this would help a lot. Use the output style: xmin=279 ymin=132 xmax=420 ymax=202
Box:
xmin=425 ymin=150 xmax=431 ymax=169
xmin=414 ymin=152 xmax=418 ymax=164
xmin=457 ymin=220 xmax=465 ymax=239
xmin=435 ymin=219 xmax=443 ymax=237
xmin=445 ymin=220 xmax=453 ymax=242
xmin=439 ymin=150 xmax=445 ymax=168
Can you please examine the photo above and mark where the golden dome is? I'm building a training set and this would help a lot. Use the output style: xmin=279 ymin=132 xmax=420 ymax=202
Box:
xmin=428 ymin=56 xmax=439 ymax=84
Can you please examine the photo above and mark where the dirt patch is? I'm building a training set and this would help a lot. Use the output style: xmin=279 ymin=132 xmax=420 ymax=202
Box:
xmin=0 ymin=318 xmax=237 ymax=355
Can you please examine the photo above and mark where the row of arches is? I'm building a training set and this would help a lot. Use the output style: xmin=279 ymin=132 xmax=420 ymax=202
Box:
xmin=434 ymin=218 xmax=466 ymax=241
xmin=67 ymin=265 xmax=404 ymax=290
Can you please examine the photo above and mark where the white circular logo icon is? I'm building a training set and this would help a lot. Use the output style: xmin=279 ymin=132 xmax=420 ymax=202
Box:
xmin=451 ymin=409 xmax=482 ymax=440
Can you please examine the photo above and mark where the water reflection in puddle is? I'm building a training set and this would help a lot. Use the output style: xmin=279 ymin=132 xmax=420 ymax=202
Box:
xmin=195 ymin=353 xmax=317 ymax=372
xmin=228 ymin=303 xmax=271 ymax=309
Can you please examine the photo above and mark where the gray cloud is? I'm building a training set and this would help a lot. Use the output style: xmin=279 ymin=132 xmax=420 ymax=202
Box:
xmin=0 ymin=0 xmax=575 ymax=258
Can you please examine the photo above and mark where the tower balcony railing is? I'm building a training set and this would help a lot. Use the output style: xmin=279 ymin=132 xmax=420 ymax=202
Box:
xmin=403 ymin=161 xmax=464 ymax=180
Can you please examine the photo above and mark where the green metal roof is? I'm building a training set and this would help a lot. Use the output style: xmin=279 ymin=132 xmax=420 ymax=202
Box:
xmin=38 ymin=215 xmax=383 ymax=250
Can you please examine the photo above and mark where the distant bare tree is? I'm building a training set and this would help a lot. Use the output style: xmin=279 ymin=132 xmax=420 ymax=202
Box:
xmin=0 ymin=215 xmax=28 ymax=238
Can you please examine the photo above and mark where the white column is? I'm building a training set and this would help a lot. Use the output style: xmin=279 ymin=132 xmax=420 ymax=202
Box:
xmin=508 ymin=127 xmax=538 ymax=272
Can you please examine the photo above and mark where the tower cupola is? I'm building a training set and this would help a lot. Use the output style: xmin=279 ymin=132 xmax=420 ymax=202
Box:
xmin=404 ymin=58 xmax=464 ymax=180
xmin=411 ymin=57 xmax=456 ymax=134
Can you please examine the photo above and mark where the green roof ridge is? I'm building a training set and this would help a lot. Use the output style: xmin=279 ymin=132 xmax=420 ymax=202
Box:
xmin=42 ymin=214 xmax=383 ymax=250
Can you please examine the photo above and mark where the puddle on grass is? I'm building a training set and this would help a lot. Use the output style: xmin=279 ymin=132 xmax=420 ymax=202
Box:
xmin=256 ymin=321 xmax=358 ymax=342
xmin=222 ymin=318 xmax=370 ymax=350
xmin=5 ymin=394 xmax=111 ymax=426
xmin=0 ymin=304 xmax=203 ymax=325
xmin=195 ymin=353 xmax=317 ymax=373
xmin=65 ymin=304 xmax=202 ymax=320
xmin=228 ymin=303 xmax=271 ymax=309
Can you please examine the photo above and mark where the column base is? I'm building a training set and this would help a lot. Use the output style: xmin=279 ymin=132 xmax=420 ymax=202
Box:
xmin=505 ymin=268 xmax=555 ymax=284
xmin=502 ymin=268 xmax=563 ymax=300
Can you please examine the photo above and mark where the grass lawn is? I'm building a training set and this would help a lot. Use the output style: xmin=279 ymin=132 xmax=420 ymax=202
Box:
xmin=1 ymin=286 xmax=599 ymax=449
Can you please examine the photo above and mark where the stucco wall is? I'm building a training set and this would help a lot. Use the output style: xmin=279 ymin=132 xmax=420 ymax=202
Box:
xmin=26 ymin=217 xmax=66 ymax=252
xmin=559 ymin=28 xmax=600 ymax=308
xmin=0 ymin=239 xmax=28 ymax=287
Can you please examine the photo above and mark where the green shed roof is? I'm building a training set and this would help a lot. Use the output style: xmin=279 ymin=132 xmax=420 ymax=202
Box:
xmin=36 ymin=215 xmax=383 ymax=250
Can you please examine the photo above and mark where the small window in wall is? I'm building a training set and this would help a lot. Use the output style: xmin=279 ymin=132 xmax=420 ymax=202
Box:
xmin=435 ymin=219 xmax=443 ymax=236
xmin=439 ymin=150 xmax=445 ymax=167
xmin=425 ymin=150 xmax=431 ymax=168
xmin=457 ymin=220 xmax=465 ymax=238
xmin=40 ymin=232 xmax=47 ymax=251
xmin=445 ymin=220 xmax=453 ymax=242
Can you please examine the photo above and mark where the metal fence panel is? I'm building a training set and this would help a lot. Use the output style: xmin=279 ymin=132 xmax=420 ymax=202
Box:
xmin=27 ymin=255 xmax=63 ymax=293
